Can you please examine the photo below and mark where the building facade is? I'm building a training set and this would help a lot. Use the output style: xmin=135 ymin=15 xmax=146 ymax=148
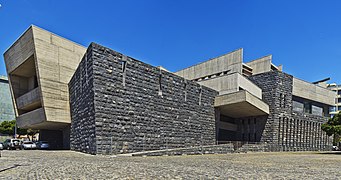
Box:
xmin=175 ymin=49 xmax=335 ymax=151
xmin=69 ymin=43 xmax=217 ymax=154
xmin=3 ymin=25 xmax=335 ymax=154
xmin=3 ymin=25 xmax=86 ymax=149
xmin=327 ymin=84 xmax=341 ymax=116
xmin=0 ymin=76 xmax=15 ymax=122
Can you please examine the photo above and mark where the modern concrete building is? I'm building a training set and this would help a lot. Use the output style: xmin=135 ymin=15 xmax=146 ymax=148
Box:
xmin=0 ymin=75 xmax=15 ymax=122
xmin=4 ymin=25 xmax=336 ymax=153
xmin=3 ymin=25 xmax=86 ymax=149
xmin=175 ymin=49 xmax=335 ymax=151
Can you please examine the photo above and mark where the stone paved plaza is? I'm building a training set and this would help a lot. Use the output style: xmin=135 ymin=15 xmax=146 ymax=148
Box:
xmin=0 ymin=150 xmax=340 ymax=179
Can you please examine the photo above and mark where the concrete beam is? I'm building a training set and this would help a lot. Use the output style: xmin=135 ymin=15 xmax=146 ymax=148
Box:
xmin=16 ymin=107 xmax=46 ymax=128
xmin=198 ymin=72 xmax=262 ymax=99
xmin=293 ymin=77 xmax=336 ymax=106
xmin=175 ymin=49 xmax=243 ymax=80
xmin=214 ymin=90 xmax=269 ymax=118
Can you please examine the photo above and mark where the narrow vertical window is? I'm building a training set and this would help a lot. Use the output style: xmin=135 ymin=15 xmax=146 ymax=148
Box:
xmin=184 ymin=80 xmax=187 ymax=102
xmin=85 ymin=55 xmax=88 ymax=85
xmin=80 ymin=64 xmax=83 ymax=93
xmin=198 ymin=85 xmax=202 ymax=105
xmin=279 ymin=93 xmax=283 ymax=107
xmin=158 ymin=67 xmax=162 ymax=96
xmin=120 ymin=60 xmax=127 ymax=87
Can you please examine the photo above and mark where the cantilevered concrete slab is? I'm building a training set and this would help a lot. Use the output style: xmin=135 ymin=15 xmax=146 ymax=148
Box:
xmin=214 ymin=90 xmax=269 ymax=118
xmin=198 ymin=72 xmax=262 ymax=98
xmin=175 ymin=48 xmax=243 ymax=80
xmin=293 ymin=78 xmax=336 ymax=106
xmin=246 ymin=55 xmax=282 ymax=75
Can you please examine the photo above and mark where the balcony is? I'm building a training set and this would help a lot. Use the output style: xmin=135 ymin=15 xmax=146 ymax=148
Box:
xmin=16 ymin=107 xmax=46 ymax=129
xmin=214 ymin=90 xmax=269 ymax=118
xmin=16 ymin=87 xmax=41 ymax=111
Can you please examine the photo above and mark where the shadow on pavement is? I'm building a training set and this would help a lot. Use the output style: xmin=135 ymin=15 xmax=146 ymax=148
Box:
xmin=318 ymin=151 xmax=341 ymax=155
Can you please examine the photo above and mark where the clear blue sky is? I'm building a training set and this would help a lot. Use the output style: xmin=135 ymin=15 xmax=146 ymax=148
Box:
xmin=0 ymin=0 xmax=340 ymax=83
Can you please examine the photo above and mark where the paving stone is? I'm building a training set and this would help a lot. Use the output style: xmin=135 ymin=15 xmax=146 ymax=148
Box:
xmin=0 ymin=150 xmax=340 ymax=179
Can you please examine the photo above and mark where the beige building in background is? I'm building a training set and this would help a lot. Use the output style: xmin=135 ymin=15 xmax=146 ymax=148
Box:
xmin=3 ymin=25 xmax=86 ymax=149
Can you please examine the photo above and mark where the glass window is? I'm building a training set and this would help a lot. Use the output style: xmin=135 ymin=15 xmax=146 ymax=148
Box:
xmin=304 ymin=102 xmax=312 ymax=114
xmin=312 ymin=105 xmax=323 ymax=116
xmin=293 ymin=101 xmax=304 ymax=112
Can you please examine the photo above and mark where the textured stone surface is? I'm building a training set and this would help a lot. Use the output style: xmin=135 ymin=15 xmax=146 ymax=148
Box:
xmin=1 ymin=150 xmax=340 ymax=179
xmin=249 ymin=71 xmax=332 ymax=151
xmin=69 ymin=43 xmax=218 ymax=155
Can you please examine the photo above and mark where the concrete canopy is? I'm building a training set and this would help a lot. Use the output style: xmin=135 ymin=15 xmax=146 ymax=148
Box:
xmin=214 ymin=90 xmax=269 ymax=118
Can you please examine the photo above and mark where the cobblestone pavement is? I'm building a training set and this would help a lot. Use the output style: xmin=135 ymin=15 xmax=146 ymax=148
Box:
xmin=0 ymin=150 xmax=340 ymax=179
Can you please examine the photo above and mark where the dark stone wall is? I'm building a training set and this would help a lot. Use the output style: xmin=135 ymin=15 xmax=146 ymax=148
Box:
xmin=249 ymin=71 xmax=293 ymax=145
xmin=249 ymin=71 xmax=332 ymax=151
xmin=69 ymin=45 xmax=97 ymax=154
xmin=70 ymin=43 xmax=218 ymax=155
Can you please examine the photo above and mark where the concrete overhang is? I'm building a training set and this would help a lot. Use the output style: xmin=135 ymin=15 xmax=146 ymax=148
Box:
xmin=293 ymin=77 xmax=336 ymax=106
xmin=214 ymin=90 xmax=269 ymax=118
xmin=16 ymin=107 xmax=68 ymax=130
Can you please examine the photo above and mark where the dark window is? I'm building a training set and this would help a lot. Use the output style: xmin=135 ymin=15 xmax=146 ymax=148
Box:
xmin=120 ymin=60 xmax=127 ymax=87
xmin=279 ymin=93 xmax=283 ymax=107
xmin=198 ymin=86 xmax=202 ymax=105
xmin=158 ymin=73 xmax=162 ymax=96
xmin=34 ymin=76 xmax=38 ymax=88
xmin=184 ymin=82 xmax=187 ymax=102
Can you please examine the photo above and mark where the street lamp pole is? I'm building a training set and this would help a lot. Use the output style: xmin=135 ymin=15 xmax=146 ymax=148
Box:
xmin=14 ymin=120 xmax=17 ymax=138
